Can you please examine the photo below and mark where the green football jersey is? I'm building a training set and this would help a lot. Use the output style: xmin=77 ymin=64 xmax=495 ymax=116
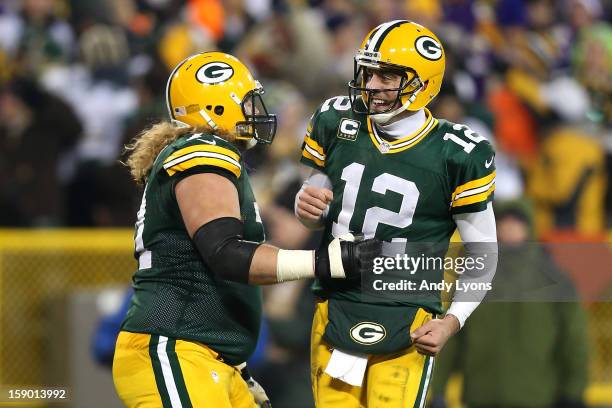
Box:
xmin=122 ymin=132 xmax=265 ymax=365
xmin=301 ymin=96 xmax=496 ymax=313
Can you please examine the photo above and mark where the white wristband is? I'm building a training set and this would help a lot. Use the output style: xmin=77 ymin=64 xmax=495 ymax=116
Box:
xmin=446 ymin=301 xmax=480 ymax=329
xmin=327 ymin=238 xmax=346 ymax=278
xmin=276 ymin=250 xmax=315 ymax=282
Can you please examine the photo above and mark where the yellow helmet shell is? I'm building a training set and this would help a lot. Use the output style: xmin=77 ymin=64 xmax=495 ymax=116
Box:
xmin=358 ymin=20 xmax=445 ymax=111
xmin=166 ymin=52 xmax=258 ymax=132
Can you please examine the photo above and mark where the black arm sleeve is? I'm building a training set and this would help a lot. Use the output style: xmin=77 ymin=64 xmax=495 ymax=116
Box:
xmin=192 ymin=217 xmax=261 ymax=284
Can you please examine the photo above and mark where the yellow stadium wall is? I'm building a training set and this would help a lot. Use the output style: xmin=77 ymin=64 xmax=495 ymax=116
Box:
xmin=0 ymin=229 xmax=134 ymax=393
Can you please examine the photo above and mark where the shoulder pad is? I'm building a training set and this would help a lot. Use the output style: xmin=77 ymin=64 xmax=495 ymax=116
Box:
xmin=162 ymin=132 xmax=242 ymax=178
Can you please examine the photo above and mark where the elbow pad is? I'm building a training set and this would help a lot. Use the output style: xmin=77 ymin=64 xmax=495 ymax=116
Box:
xmin=192 ymin=217 xmax=260 ymax=284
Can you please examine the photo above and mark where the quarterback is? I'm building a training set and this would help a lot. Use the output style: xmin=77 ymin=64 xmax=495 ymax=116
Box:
xmin=296 ymin=21 xmax=498 ymax=407
xmin=112 ymin=52 xmax=381 ymax=408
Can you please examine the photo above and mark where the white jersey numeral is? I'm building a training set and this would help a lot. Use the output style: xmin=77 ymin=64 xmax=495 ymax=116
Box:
xmin=443 ymin=124 xmax=486 ymax=153
xmin=332 ymin=163 xmax=365 ymax=236
xmin=443 ymin=133 xmax=475 ymax=153
xmin=320 ymin=96 xmax=352 ymax=113
xmin=363 ymin=173 xmax=419 ymax=237
xmin=332 ymin=163 xmax=420 ymax=238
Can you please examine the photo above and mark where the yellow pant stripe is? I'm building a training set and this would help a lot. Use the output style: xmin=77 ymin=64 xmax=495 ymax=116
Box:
xmin=148 ymin=335 xmax=172 ymax=407
xmin=149 ymin=334 xmax=192 ymax=407
xmin=414 ymin=355 xmax=434 ymax=408
xmin=165 ymin=337 xmax=194 ymax=407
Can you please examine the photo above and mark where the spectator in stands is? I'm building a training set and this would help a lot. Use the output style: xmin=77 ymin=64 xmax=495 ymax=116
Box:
xmin=0 ymin=0 xmax=75 ymax=76
xmin=41 ymin=24 xmax=138 ymax=225
xmin=0 ymin=77 xmax=82 ymax=226
xmin=528 ymin=125 xmax=607 ymax=237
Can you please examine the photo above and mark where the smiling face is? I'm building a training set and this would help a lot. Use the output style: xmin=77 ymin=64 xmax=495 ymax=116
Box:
xmin=363 ymin=67 xmax=405 ymax=113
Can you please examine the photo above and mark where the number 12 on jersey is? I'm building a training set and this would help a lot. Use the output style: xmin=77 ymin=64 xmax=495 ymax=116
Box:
xmin=332 ymin=162 xmax=420 ymax=238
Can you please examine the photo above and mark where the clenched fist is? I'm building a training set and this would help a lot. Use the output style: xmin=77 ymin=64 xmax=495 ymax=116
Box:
xmin=295 ymin=186 xmax=333 ymax=226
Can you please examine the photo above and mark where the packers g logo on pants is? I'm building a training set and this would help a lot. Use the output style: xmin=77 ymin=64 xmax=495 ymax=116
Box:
xmin=350 ymin=322 xmax=386 ymax=345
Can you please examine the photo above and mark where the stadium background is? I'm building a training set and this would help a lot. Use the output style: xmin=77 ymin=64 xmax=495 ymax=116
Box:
xmin=0 ymin=0 xmax=610 ymax=406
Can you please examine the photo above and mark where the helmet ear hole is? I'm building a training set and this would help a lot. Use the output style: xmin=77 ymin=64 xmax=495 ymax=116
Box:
xmin=214 ymin=106 xmax=224 ymax=115
xmin=206 ymin=105 xmax=212 ymax=110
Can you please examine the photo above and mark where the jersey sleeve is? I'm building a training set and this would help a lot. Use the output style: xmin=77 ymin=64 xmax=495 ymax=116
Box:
xmin=300 ymin=106 xmax=329 ymax=171
xmin=449 ymin=140 xmax=496 ymax=215
xmin=162 ymin=135 xmax=243 ymax=183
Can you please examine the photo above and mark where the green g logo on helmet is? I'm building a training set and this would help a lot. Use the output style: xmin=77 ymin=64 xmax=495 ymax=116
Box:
xmin=196 ymin=62 xmax=234 ymax=84
xmin=415 ymin=36 xmax=443 ymax=61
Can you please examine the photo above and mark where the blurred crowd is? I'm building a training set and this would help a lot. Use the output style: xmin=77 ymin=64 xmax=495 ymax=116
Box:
xmin=1 ymin=0 xmax=610 ymax=406
xmin=0 ymin=0 xmax=610 ymax=234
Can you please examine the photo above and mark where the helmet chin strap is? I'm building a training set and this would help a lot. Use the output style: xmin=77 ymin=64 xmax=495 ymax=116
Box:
xmin=369 ymin=86 xmax=422 ymax=125
xmin=171 ymin=119 xmax=191 ymax=128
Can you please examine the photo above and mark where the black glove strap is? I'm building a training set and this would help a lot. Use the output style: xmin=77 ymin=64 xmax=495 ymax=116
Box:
xmin=314 ymin=249 xmax=331 ymax=280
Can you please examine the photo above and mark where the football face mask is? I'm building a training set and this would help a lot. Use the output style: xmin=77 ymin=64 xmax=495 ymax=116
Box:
xmin=348 ymin=64 xmax=423 ymax=116
xmin=235 ymin=87 xmax=277 ymax=144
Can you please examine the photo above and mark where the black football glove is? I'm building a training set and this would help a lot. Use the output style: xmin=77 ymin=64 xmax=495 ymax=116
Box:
xmin=315 ymin=233 xmax=382 ymax=279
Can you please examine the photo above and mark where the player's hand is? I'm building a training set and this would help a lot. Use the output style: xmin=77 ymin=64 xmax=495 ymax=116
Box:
xmin=315 ymin=233 xmax=382 ymax=279
xmin=240 ymin=365 xmax=272 ymax=408
xmin=410 ymin=315 xmax=460 ymax=356
xmin=295 ymin=186 xmax=333 ymax=223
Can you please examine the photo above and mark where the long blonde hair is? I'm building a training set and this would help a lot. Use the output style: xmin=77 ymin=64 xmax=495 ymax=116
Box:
xmin=124 ymin=121 xmax=237 ymax=185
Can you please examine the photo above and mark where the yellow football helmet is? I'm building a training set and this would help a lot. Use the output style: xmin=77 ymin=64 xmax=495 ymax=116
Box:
xmin=348 ymin=20 xmax=445 ymax=123
xmin=166 ymin=52 xmax=277 ymax=143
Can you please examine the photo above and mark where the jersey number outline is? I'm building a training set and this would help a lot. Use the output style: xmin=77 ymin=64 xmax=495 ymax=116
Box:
xmin=332 ymin=162 xmax=420 ymax=238
xmin=442 ymin=124 xmax=486 ymax=153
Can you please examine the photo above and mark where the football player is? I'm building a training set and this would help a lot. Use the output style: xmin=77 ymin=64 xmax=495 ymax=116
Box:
xmin=295 ymin=21 xmax=498 ymax=407
xmin=112 ymin=52 xmax=381 ymax=408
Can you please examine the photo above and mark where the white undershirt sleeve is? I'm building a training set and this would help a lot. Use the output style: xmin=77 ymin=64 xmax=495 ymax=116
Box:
xmin=447 ymin=202 xmax=498 ymax=328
